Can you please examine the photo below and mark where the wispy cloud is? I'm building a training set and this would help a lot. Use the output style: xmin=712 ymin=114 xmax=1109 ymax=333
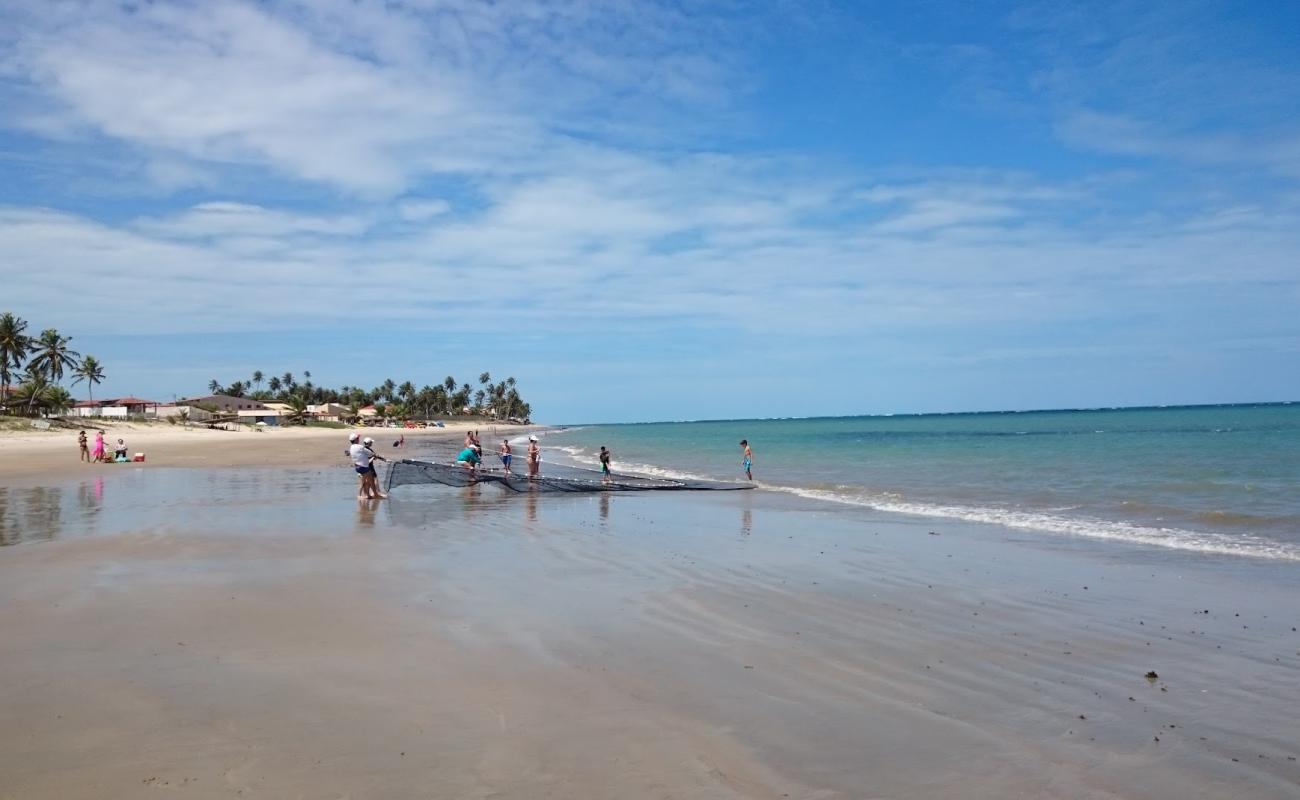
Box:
xmin=1 ymin=0 xmax=747 ymax=195
xmin=1 ymin=1 xmax=1298 ymax=416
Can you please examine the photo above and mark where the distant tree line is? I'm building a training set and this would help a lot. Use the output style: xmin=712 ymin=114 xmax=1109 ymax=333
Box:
xmin=0 ymin=311 xmax=105 ymax=417
xmin=204 ymin=370 xmax=531 ymax=423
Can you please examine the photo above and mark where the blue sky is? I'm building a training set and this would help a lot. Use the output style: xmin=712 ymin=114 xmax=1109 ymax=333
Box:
xmin=1 ymin=0 xmax=1298 ymax=423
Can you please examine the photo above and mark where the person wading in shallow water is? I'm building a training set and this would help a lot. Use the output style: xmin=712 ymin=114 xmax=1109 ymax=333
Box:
xmin=499 ymin=439 xmax=513 ymax=474
xmin=527 ymin=435 xmax=541 ymax=479
xmin=599 ymin=446 xmax=613 ymax=483
xmin=361 ymin=437 xmax=387 ymax=499
xmin=740 ymin=439 xmax=753 ymax=481
xmin=347 ymin=432 xmax=366 ymax=498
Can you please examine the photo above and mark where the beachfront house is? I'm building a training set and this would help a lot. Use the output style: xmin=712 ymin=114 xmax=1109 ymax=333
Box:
xmin=108 ymin=397 xmax=160 ymax=416
xmin=70 ymin=400 xmax=104 ymax=418
xmin=237 ymin=408 xmax=284 ymax=426
xmin=178 ymin=394 xmax=269 ymax=414
xmin=308 ymin=402 xmax=349 ymax=422
xmin=71 ymin=397 xmax=160 ymax=418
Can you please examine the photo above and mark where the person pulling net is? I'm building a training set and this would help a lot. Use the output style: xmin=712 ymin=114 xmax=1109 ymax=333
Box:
xmin=385 ymin=441 xmax=753 ymax=494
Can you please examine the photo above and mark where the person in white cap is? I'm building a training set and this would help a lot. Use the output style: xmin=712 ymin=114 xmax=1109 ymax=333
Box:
xmin=359 ymin=436 xmax=388 ymax=499
xmin=347 ymin=432 xmax=368 ymax=498
xmin=527 ymin=435 xmax=541 ymax=479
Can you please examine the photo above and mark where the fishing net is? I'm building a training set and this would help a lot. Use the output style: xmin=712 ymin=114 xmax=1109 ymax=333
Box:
xmin=385 ymin=458 xmax=752 ymax=493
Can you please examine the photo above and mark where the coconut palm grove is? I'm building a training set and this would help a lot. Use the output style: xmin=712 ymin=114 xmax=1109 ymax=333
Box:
xmin=0 ymin=310 xmax=530 ymax=423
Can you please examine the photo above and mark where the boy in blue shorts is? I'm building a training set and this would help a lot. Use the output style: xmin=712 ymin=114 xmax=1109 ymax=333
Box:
xmin=499 ymin=439 xmax=513 ymax=474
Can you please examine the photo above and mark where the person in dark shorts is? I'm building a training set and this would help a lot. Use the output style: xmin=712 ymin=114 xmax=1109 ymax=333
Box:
xmin=599 ymin=446 xmax=612 ymax=483
xmin=356 ymin=436 xmax=388 ymax=499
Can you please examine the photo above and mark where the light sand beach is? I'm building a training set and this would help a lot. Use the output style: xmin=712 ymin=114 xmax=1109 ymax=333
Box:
xmin=0 ymin=435 xmax=1297 ymax=798
xmin=0 ymin=419 xmax=490 ymax=480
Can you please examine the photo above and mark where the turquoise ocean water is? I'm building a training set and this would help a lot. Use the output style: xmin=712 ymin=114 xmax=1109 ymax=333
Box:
xmin=541 ymin=403 xmax=1300 ymax=562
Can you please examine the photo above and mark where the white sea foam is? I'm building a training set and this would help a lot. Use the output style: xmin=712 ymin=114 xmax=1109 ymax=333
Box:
xmin=539 ymin=432 xmax=1300 ymax=562
xmin=763 ymin=483 xmax=1300 ymax=562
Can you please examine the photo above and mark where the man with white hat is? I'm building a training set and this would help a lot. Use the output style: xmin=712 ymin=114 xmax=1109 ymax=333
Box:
xmin=345 ymin=434 xmax=379 ymax=496
xmin=527 ymin=434 xmax=541 ymax=479
xmin=347 ymin=432 xmax=369 ymax=498
xmin=359 ymin=436 xmax=387 ymax=499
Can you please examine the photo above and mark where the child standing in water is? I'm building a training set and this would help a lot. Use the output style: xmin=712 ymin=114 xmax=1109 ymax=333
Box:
xmin=740 ymin=439 xmax=753 ymax=481
xmin=599 ymin=446 xmax=612 ymax=483
xmin=78 ymin=430 xmax=89 ymax=462
xmin=499 ymin=439 xmax=513 ymax=474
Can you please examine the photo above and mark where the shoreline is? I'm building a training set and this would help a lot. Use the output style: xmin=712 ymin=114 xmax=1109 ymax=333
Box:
xmin=0 ymin=419 xmax=539 ymax=481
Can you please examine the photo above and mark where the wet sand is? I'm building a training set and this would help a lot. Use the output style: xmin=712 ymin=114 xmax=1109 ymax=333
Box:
xmin=1 ymin=467 xmax=1297 ymax=798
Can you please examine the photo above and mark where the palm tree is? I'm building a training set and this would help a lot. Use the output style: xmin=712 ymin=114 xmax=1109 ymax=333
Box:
xmin=28 ymin=328 xmax=81 ymax=385
xmin=478 ymin=371 xmax=491 ymax=392
xmin=72 ymin=355 xmax=105 ymax=401
xmin=227 ymin=381 xmax=246 ymax=398
xmin=252 ymin=370 xmax=264 ymax=392
xmin=0 ymin=312 xmax=31 ymax=398
xmin=268 ymin=375 xmax=282 ymax=394
xmin=443 ymin=375 xmax=456 ymax=394
xmin=285 ymin=394 xmax=309 ymax=425
xmin=43 ymin=385 xmax=72 ymax=416
xmin=209 ymin=379 xmax=221 ymax=394
xmin=282 ymin=372 xmax=294 ymax=390
xmin=18 ymin=363 xmax=47 ymax=415
xmin=474 ymin=389 xmax=485 ymax=410
xmin=11 ymin=374 xmax=48 ymax=416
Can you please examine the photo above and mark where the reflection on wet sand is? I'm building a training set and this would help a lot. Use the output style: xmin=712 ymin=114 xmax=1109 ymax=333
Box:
xmin=77 ymin=477 xmax=105 ymax=516
xmin=599 ymin=492 xmax=610 ymax=523
xmin=356 ymin=498 xmax=379 ymax=527
xmin=741 ymin=506 xmax=752 ymax=536
xmin=0 ymin=485 xmax=65 ymax=547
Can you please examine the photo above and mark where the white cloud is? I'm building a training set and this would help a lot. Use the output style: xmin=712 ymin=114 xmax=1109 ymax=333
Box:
xmin=0 ymin=0 xmax=1297 ymax=415
xmin=132 ymin=202 xmax=370 ymax=239
xmin=397 ymin=199 xmax=451 ymax=222
xmin=0 ymin=0 xmax=744 ymax=194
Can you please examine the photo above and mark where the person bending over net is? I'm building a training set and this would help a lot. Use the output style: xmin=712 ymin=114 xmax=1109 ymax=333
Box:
xmin=457 ymin=446 xmax=481 ymax=475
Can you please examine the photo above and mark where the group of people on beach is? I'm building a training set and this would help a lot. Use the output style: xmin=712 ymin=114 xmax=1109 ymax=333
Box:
xmin=456 ymin=429 xmax=542 ymax=478
xmin=347 ymin=432 xmax=388 ymax=500
xmin=344 ymin=428 xmax=751 ymax=497
xmin=77 ymin=429 xmax=130 ymax=463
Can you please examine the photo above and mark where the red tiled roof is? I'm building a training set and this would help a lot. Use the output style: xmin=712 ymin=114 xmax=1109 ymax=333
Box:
xmin=106 ymin=397 xmax=159 ymax=406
